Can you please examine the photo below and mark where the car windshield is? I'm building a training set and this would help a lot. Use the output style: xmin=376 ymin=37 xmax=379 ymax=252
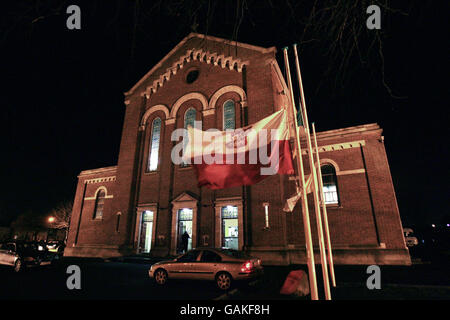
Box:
xmin=219 ymin=248 xmax=252 ymax=259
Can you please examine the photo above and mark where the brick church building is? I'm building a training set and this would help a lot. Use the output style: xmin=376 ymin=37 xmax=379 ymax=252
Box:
xmin=65 ymin=33 xmax=410 ymax=265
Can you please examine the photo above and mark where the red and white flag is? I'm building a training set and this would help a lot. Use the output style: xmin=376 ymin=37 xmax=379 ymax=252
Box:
xmin=182 ymin=109 xmax=295 ymax=189
xmin=283 ymin=174 xmax=313 ymax=212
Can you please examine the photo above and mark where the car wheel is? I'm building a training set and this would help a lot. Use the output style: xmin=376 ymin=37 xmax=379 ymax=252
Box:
xmin=216 ymin=272 xmax=232 ymax=290
xmin=154 ymin=269 xmax=168 ymax=285
xmin=14 ymin=259 xmax=23 ymax=273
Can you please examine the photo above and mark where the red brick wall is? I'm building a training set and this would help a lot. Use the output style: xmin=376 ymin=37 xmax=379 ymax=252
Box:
xmin=66 ymin=169 xmax=118 ymax=248
xmin=66 ymin=35 xmax=408 ymax=264
xmin=284 ymin=128 xmax=405 ymax=251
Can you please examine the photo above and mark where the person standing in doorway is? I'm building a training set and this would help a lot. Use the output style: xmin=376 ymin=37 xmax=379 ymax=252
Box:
xmin=181 ymin=231 xmax=190 ymax=253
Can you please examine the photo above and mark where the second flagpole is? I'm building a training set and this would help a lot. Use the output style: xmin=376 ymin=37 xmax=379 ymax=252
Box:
xmin=312 ymin=122 xmax=336 ymax=287
xmin=282 ymin=47 xmax=319 ymax=300
xmin=292 ymin=43 xmax=332 ymax=300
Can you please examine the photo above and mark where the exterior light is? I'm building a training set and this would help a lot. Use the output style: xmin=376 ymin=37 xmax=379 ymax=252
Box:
xmin=431 ymin=224 xmax=435 ymax=228
xmin=48 ymin=217 xmax=55 ymax=223
xmin=263 ymin=202 xmax=270 ymax=229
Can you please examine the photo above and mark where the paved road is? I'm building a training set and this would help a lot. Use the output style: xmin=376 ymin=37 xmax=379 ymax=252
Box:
xmin=1 ymin=258 xmax=450 ymax=300
xmin=0 ymin=259 xmax=228 ymax=300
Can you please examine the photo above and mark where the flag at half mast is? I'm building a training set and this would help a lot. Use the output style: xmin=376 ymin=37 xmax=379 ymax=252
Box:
xmin=283 ymin=174 xmax=313 ymax=212
xmin=182 ymin=109 xmax=295 ymax=190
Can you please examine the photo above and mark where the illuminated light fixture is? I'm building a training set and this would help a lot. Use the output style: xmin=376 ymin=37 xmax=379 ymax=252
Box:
xmin=263 ymin=202 xmax=269 ymax=229
xmin=48 ymin=217 xmax=55 ymax=223
xmin=431 ymin=224 xmax=436 ymax=228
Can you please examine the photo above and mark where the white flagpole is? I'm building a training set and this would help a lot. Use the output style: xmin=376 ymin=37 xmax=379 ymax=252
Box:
xmin=282 ymin=47 xmax=319 ymax=300
xmin=292 ymin=44 xmax=331 ymax=300
xmin=312 ymin=122 xmax=336 ymax=287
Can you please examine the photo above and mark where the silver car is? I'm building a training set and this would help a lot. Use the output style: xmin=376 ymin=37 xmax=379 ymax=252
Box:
xmin=149 ymin=248 xmax=263 ymax=290
xmin=0 ymin=243 xmax=23 ymax=272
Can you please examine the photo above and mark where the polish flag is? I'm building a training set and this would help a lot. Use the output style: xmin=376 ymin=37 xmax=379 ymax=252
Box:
xmin=183 ymin=109 xmax=295 ymax=189
xmin=283 ymin=174 xmax=313 ymax=212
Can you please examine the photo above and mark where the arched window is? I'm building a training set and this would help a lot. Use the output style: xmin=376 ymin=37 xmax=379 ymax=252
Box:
xmin=93 ymin=190 xmax=106 ymax=219
xmin=184 ymin=108 xmax=196 ymax=129
xmin=181 ymin=108 xmax=197 ymax=167
xmin=223 ymin=100 xmax=235 ymax=130
xmin=321 ymin=164 xmax=339 ymax=204
xmin=148 ymin=117 xmax=162 ymax=171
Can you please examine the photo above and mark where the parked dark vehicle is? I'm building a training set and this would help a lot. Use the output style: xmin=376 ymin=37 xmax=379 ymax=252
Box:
xmin=0 ymin=241 xmax=55 ymax=272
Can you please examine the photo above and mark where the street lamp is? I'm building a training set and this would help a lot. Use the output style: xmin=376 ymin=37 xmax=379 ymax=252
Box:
xmin=47 ymin=216 xmax=56 ymax=242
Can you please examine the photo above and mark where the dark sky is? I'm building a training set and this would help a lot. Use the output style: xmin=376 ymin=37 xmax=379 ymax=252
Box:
xmin=1 ymin=1 xmax=448 ymax=228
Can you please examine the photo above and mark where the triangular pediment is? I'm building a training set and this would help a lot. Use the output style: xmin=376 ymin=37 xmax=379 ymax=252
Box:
xmin=125 ymin=33 xmax=276 ymax=98
xmin=171 ymin=191 xmax=198 ymax=204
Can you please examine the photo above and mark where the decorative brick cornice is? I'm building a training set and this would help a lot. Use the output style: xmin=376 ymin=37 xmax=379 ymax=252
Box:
xmin=78 ymin=166 xmax=117 ymax=177
xmin=85 ymin=176 xmax=116 ymax=184
xmin=302 ymin=140 xmax=366 ymax=155
xmin=143 ymin=49 xmax=249 ymax=99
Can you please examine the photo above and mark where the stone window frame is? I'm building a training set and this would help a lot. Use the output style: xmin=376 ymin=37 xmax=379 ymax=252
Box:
xmin=319 ymin=161 xmax=341 ymax=206
xmin=134 ymin=203 xmax=158 ymax=254
xmin=214 ymin=197 xmax=244 ymax=250
xmin=222 ymin=99 xmax=236 ymax=130
xmin=180 ymin=107 xmax=198 ymax=168
xmin=93 ymin=189 xmax=106 ymax=220
xmin=147 ymin=117 xmax=162 ymax=172
xmin=139 ymin=104 xmax=170 ymax=175
xmin=83 ymin=186 xmax=113 ymax=221
xmin=170 ymin=196 xmax=198 ymax=255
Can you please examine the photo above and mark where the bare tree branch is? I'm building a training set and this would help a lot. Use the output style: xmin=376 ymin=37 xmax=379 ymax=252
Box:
xmin=48 ymin=201 xmax=73 ymax=230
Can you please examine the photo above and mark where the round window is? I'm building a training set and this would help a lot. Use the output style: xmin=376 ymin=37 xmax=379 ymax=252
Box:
xmin=186 ymin=69 xmax=199 ymax=84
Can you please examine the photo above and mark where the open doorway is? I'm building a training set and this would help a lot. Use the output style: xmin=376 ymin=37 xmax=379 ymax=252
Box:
xmin=139 ymin=210 xmax=154 ymax=253
xmin=177 ymin=208 xmax=193 ymax=253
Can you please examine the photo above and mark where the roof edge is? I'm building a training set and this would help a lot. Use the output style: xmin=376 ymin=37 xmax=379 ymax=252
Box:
xmin=124 ymin=33 xmax=276 ymax=97
xmin=313 ymin=123 xmax=382 ymax=139
xmin=125 ymin=33 xmax=193 ymax=97
xmin=188 ymin=33 xmax=277 ymax=55
xmin=79 ymin=165 xmax=118 ymax=177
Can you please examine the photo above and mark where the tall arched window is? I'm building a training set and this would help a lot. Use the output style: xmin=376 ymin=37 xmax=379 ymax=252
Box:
xmin=223 ymin=100 xmax=235 ymax=130
xmin=321 ymin=164 xmax=339 ymax=204
xmin=148 ymin=117 xmax=162 ymax=171
xmin=181 ymin=108 xmax=197 ymax=167
xmin=93 ymin=190 xmax=106 ymax=219
xmin=184 ymin=108 xmax=196 ymax=129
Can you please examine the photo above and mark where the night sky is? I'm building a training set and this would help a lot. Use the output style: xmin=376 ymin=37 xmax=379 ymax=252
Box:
xmin=1 ymin=1 xmax=448 ymax=228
